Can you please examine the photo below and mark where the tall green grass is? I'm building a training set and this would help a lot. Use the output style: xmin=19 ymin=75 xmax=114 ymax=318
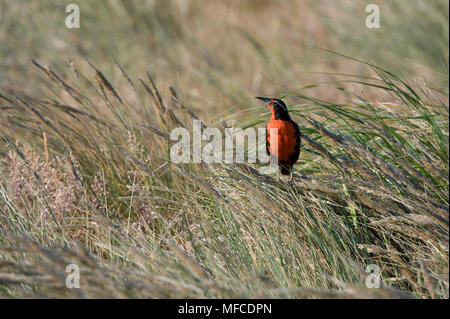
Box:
xmin=0 ymin=52 xmax=447 ymax=298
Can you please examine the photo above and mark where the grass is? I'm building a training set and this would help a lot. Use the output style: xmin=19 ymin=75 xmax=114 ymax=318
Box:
xmin=0 ymin=0 xmax=448 ymax=299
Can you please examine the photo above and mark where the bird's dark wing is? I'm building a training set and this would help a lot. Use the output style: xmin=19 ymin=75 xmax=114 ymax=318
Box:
xmin=288 ymin=120 xmax=301 ymax=164
xmin=265 ymin=125 xmax=271 ymax=157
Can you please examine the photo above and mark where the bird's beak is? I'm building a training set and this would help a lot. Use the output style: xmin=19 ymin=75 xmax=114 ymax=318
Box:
xmin=256 ymin=97 xmax=272 ymax=104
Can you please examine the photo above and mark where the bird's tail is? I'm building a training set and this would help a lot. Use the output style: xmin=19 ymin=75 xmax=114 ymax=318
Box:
xmin=279 ymin=164 xmax=292 ymax=175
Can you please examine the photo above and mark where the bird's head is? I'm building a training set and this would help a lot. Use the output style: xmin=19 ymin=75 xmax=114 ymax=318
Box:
xmin=256 ymin=97 xmax=290 ymax=120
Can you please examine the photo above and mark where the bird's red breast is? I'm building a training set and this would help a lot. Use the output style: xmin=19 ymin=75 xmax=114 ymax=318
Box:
xmin=266 ymin=119 xmax=299 ymax=162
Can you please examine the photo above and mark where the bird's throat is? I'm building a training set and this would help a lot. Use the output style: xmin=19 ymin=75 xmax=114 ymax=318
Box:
xmin=269 ymin=105 xmax=276 ymax=120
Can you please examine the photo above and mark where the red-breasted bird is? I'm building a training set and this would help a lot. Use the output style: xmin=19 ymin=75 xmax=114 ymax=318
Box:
xmin=256 ymin=97 xmax=301 ymax=178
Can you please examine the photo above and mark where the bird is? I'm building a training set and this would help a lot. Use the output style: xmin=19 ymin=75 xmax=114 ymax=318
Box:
xmin=256 ymin=97 xmax=301 ymax=178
